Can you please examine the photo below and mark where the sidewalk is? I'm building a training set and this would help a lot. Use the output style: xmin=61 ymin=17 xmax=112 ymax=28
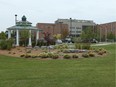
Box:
xmin=91 ymin=42 xmax=115 ymax=46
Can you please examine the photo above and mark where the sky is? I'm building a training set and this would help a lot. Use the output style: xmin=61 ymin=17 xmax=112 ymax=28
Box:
xmin=0 ymin=0 xmax=116 ymax=32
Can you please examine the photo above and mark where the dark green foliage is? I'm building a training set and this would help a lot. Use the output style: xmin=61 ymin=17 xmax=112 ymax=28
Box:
xmin=0 ymin=38 xmax=14 ymax=50
xmin=20 ymin=30 xmax=30 ymax=46
xmin=0 ymin=31 xmax=6 ymax=40
xmin=107 ymin=32 xmax=115 ymax=40
xmin=81 ymin=26 xmax=95 ymax=42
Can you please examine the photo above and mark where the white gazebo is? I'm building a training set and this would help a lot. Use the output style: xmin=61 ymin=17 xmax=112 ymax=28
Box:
xmin=7 ymin=15 xmax=41 ymax=46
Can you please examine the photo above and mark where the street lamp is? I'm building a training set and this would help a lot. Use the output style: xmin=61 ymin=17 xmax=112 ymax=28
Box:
xmin=70 ymin=18 xmax=72 ymax=37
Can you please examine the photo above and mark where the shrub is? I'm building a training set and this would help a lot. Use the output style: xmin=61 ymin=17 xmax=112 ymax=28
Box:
xmin=0 ymin=38 xmax=14 ymax=50
xmin=25 ymin=55 xmax=31 ymax=58
xmin=75 ymin=43 xmax=81 ymax=49
xmin=82 ymin=43 xmax=91 ymax=50
xmin=89 ymin=52 xmax=95 ymax=57
xmin=27 ymin=50 xmax=31 ymax=53
xmin=39 ymin=53 xmax=48 ymax=58
xmin=54 ymin=44 xmax=68 ymax=49
xmin=75 ymin=43 xmax=91 ymax=50
xmin=52 ymin=54 xmax=59 ymax=59
xmin=82 ymin=53 xmax=89 ymax=58
xmin=0 ymin=40 xmax=7 ymax=50
xmin=8 ymin=52 xmax=11 ymax=54
xmin=20 ymin=54 xmax=25 ymax=57
xmin=31 ymin=55 xmax=37 ymax=58
xmin=47 ymin=52 xmax=54 ymax=58
xmin=63 ymin=54 xmax=71 ymax=59
xmin=98 ymin=51 xmax=104 ymax=55
xmin=72 ymin=54 xmax=79 ymax=58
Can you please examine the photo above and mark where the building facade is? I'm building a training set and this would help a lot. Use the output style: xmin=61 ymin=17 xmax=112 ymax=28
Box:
xmin=97 ymin=22 xmax=116 ymax=41
xmin=55 ymin=18 xmax=96 ymax=37
xmin=36 ymin=23 xmax=68 ymax=39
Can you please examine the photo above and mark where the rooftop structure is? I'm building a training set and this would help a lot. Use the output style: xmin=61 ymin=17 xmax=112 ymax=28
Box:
xmin=7 ymin=15 xmax=41 ymax=46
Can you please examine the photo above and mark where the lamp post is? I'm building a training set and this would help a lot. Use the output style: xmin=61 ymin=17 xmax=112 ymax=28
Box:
xmin=69 ymin=18 xmax=72 ymax=37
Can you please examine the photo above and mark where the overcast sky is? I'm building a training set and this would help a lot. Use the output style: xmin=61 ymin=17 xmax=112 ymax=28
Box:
xmin=0 ymin=0 xmax=116 ymax=32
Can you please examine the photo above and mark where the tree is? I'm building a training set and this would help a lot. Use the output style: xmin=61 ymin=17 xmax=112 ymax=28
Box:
xmin=61 ymin=29 xmax=69 ymax=39
xmin=80 ymin=26 xmax=95 ymax=42
xmin=43 ymin=32 xmax=51 ymax=46
xmin=53 ymin=34 xmax=61 ymax=40
xmin=20 ymin=30 xmax=30 ymax=46
xmin=107 ymin=32 xmax=115 ymax=40
xmin=0 ymin=31 xmax=6 ymax=40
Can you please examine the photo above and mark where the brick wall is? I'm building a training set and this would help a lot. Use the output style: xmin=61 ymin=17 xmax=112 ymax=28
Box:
xmin=36 ymin=23 xmax=69 ymax=39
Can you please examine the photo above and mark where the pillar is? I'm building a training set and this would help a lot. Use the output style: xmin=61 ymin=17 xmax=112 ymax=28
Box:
xmin=36 ymin=30 xmax=39 ymax=44
xmin=8 ymin=30 xmax=11 ymax=39
xmin=16 ymin=30 xmax=19 ymax=46
xmin=28 ymin=30 xmax=32 ymax=46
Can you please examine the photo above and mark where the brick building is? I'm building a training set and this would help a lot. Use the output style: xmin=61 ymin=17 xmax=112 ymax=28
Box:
xmin=36 ymin=23 xmax=68 ymax=39
xmin=97 ymin=22 xmax=116 ymax=41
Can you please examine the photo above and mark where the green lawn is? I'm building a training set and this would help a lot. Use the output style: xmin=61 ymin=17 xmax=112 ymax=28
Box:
xmin=0 ymin=44 xmax=115 ymax=87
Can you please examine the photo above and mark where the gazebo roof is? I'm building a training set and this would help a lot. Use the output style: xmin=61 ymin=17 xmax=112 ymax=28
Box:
xmin=7 ymin=15 xmax=42 ymax=31
xmin=7 ymin=26 xmax=39 ymax=30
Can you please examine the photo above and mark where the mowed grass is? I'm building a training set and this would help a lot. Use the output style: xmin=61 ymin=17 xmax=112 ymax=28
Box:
xmin=0 ymin=44 xmax=115 ymax=87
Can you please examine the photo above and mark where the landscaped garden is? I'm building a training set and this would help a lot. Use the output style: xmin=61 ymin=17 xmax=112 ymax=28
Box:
xmin=0 ymin=43 xmax=115 ymax=87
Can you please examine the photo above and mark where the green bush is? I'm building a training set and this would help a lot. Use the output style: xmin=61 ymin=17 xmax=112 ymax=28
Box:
xmin=72 ymin=54 xmax=79 ymax=58
xmin=63 ymin=54 xmax=71 ymax=59
xmin=75 ymin=43 xmax=81 ymax=49
xmin=52 ymin=54 xmax=59 ymax=59
xmin=75 ymin=43 xmax=91 ymax=50
xmin=0 ymin=38 xmax=14 ymax=50
xmin=39 ymin=53 xmax=48 ymax=58
xmin=47 ymin=52 xmax=54 ymax=58
xmin=82 ymin=53 xmax=89 ymax=58
xmin=82 ymin=43 xmax=91 ymax=50
xmin=97 ymin=48 xmax=107 ymax=55
xmin=0 ymin=40 xmax=7 ymax=50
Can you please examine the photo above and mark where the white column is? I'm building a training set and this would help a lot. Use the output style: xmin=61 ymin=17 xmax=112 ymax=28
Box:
xmin=36 ymin=31 xmax=39 ymax=44
xmin=16 ymin=30 xmax=19 ymax=46
xmin=8 ymin=30 xmax=11 ymax=39
xmin=28 ymin=30 xmax=32 ymax=46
